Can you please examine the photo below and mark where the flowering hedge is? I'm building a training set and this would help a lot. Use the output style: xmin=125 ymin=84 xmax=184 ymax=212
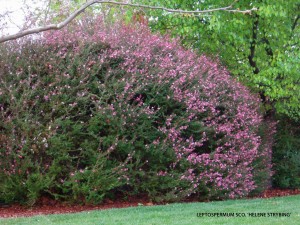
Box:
xmin=0 ymin=18 xmax=272 ymax=205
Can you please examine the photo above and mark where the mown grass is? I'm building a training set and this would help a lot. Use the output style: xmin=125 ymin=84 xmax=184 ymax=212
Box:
xmin=1 ymin=195 xmax=300 ymax=225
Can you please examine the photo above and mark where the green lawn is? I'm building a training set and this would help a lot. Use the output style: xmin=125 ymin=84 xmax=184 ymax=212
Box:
xmin=1 ymin=195 xmax=300 ymax=225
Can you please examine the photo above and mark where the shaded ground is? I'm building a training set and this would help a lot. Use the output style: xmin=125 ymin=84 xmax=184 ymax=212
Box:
xmin=1 ymin=189 xmax=300 ymax=218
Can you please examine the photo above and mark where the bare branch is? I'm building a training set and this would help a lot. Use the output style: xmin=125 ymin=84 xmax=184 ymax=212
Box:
xmin=0 ymin=0 xmax=258 ymax=43
xmin=43 ymin=0 xmax=52 ymax=25
xmin=0 ymin=10 xmax=14 ymax=19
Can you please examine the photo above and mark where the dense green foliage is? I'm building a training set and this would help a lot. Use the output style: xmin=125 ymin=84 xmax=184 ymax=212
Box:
xmin=0 ymin=19 xmax=271 ymax=205
xmin=133 ymin=0 xmax=300 ymax=120
xmin=0 ymin=0 xmax=297 ymax=205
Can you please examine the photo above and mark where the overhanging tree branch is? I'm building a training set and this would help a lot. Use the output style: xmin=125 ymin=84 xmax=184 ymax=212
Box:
xmin=0 ymin=0 xmax=257 ymax=43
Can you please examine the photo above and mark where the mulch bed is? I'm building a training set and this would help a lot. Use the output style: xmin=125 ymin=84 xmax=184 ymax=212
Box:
xmin=1 ymin=189 xmax=300 ymax=218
